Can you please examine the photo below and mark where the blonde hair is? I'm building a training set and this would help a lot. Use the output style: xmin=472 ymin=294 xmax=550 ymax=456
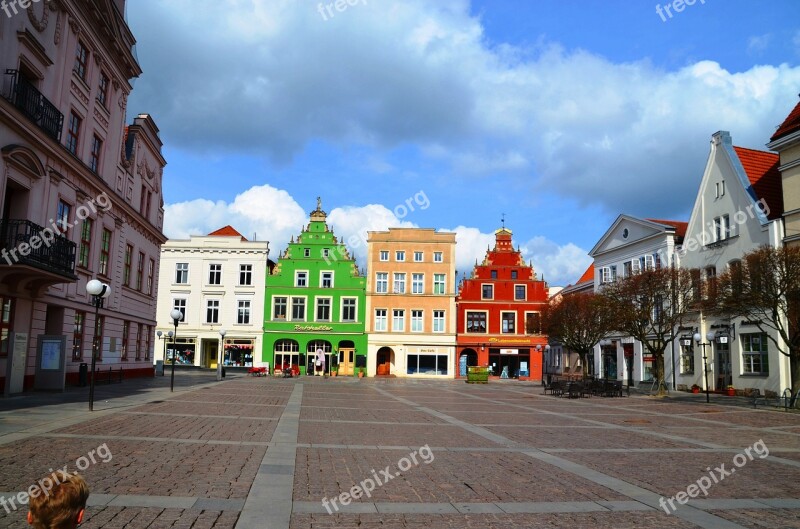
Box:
xmin=28 ymin=471 xmax=89 ymax=529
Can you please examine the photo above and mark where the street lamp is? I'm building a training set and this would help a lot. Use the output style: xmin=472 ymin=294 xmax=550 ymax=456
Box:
xmin=169 ymin=308 xmax=183 ymax=392
xmin=86 ymin=279 xmax=111 ymax=411
xmin=217 ymin=329 xmax=226 ymax=381
xmin=693 ymin=330 xmax=716 ymax=403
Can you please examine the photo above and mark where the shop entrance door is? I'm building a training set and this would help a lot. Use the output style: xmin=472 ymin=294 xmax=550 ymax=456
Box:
xmin=338 ymin=348 xmax=354 ymax=375
xmin=715 ymin=343 xmax=732 ymax=391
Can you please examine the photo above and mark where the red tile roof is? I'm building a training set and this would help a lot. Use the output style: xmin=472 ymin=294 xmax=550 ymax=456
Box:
xmin=208 ymin=225 xmax=248 ymax=240
xmin=576 ymin=264 xmax=594 ymax=285
xmin=646 ymin=219 xmax=688 ymax=241
xmin=771 ymin=100 xmax=800 ymax=141
xmin=732 ymin=146 xmax=783 ymax=220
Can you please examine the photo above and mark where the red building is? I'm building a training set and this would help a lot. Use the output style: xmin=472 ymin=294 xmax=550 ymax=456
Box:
xmin=456 ymin=228 xmax=549 ymax=380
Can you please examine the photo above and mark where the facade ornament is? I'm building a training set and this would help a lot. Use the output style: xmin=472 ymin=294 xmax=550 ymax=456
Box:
xmin=53 ymin=9 xmax=62 ymax=44
xmin=27 ymin=1 xmax=49 ymax=32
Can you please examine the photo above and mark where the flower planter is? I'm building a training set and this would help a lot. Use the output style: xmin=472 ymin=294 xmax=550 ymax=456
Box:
xmin=466 ymin=366 xmax=490 ymax=384
xmin=691 ymin=387 xmax=700 ymax=394
xmin=726 ymin=388 xmax=735 ymax=396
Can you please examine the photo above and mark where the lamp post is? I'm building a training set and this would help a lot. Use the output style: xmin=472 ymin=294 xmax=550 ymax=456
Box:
xmin=169 ymin=308 xmax=183 ymax=392
xmin=693 ymin=331 xmax=716 ymax=403
xmin=217 ymin=329 xmax=226 ymax=381
xmin=156 ymin=331 xmax=172 ymax=376
xmin=86 ymin=279 xmax=111 ymax=411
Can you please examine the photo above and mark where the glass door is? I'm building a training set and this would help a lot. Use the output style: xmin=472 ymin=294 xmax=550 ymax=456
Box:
xmin=338 ymin=348 xmax=354 ymax=375
xmin=715 ymin=341 xmax=731 ymax=390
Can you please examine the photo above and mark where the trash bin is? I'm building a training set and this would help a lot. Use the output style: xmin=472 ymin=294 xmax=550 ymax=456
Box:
xmin=79 ymin=363 xmax=88 ymax=387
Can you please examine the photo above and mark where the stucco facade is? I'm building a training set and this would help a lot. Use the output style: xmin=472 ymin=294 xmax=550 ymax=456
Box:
xmin=0 ymin=1 xmax=165 ymax=392
xmin=365 ymin=228 xmax=456 ymax=378
xmin=768 ymin=99 xmax=800 ymax=248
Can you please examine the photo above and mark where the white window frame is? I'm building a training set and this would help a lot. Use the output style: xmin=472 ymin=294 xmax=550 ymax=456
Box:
xmin=392 ymin=309 xmax=405 ymax=332
xmin=432 ymin=310 xmax=445 ymax=333
xmin=413 ymin=251 xmax=423 ymax=262
xmin=501 ymin=311 xmax=516 ymax=334
xmin=273 ymin=296 xmax=288 ymax=320
xmin=290 ymin=296 xmax=307 ymax=321
xmin=237 ymin=299 xmax=251 ymax=324
xmin=341 ymin=297 xmax=358 ymax=322
xmin=295 ymin=270 xmax=308 ymax=287
xmin=433 ymin=274 xmax=446 ymax=294
xmin=514 ymin=284 xmax=526 ymax=300
xmin=433 ymin=252 xmax=443 ymax=263
xmin=320 ymin=270 xmax=334 ymax=289
xmin=376 ymin=272 xmax=388 ymax=293
xmin=379 ymin=250 xmax=389 ymax=261
xmin=395 ymin=250 xmax=405 ymax=262
xmin=175 ymin=263 xmax=189 ymax=284
xmin=374 ymin=308 xmax=387 ymax=332
xmin=208 ymin=263 xmax=222 ymax=285
xmin=481 ymin=283 xmax=493 ymax=300
xmin=465 ymin=310 xmax=488 ymax=333
xmin=206 ymin=298 xmax=220 ymax=324
xmin=411 ymin=309 xmax=423 ymax=332
xmin=239 ymin=264 xmax=253 ymax=286
xmin=315 ymin=296 xmax=332 ymax=322
xmin=393 ymin=272 xmax=406 ymax=294
xmin=412 ymin=273 xmax=424 ymax=294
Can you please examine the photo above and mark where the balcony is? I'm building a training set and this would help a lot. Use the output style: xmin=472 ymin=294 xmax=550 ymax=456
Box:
xmin=4 ymin=70 xmax=63 ymax=142
xmin=0 ymin=219 xmax=77 ymax=281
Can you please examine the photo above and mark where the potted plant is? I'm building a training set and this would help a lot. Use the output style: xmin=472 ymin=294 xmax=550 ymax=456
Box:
xmin=358 ymin=367 xmax=365 ymax=378
xmin=726 ymin=385 xmax=736 ymax=396
xmin=691 ymin=384 xmax=701 ymax=394
xmin=330 ymin=364 xmax=338 ymax=377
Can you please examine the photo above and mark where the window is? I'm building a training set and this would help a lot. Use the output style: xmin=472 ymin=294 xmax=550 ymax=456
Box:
xmin=379 ymin=250 xmax=389 ymax=261
xmin=134 ymin=323 xmax=142 ymax=360
xmin=147 ymin=258 xmax=155 ymax=295
xmin=78 ymin=218 xmax=92 ymax=268
xmin=466 ymin=312 xmax=487 ymax=333
xmin=123 ymin=245 xmax=133 ymax=286
xmin=393 ymin=273 xmax=406 ymax=294
xmin=491 ymin=270 xmax=498 ymax=279
xmin=291 ymin=297 xmax=306 ymax=321
xmin=433 ymin=274 xmax=445 ymax=294
xmin=412 ymin=273 xmax=424 ymax=294
xmin=653 ymin=253 xmax=662 ymax=269
xmin=342 ymin=298 xmax=357 ymax=322
xmin=72 ymin=311 xmax=84 ymax=361
xmin=376 ymin=272 xmax=388 ymax=293
xmin=414 ymin=251 xmax=423 ymax=262
xmin=433 ymin=310 xmax=445 ymax=333
xmin=714 ymin=217 xmax=723 ymax=241
xmin=208 ymin=264 xmax=222 ymax=285
xmin=722 ymin=214 xmax=731 ymax=238
xmin=526 ymin=313 xmax=542 ymax=334
xmin=623 ymin=261 xmax=632 ymax=277
xmin=501 ymin=312 xmax=516 ymax=334
xmin=316 ymin=298 xmax=331 ymax=321
xmin=396 ymin=251 xmax=405 ymax=262
xmin=98 ymin=72 xmax=109 ymax=107
xmin=66 ymin=112 xmax=82 ymax=155
xmin=482 ymin=284 xmax=493 ymax=299
xmin=321 ymin=271 xmax=333 ymax=288
xmin=715 ymin=180 xmax=725 ymax=198
xmin=680 ymin=342 xmax=694 ymax=374
xmin=295 ymin=271 xmax=308 ymax=287
xmin=175 ymin=263 xmax=189 ymax=284
xmin=705 ymin=267 xmax=717 ymax=299
xmin=644 ymin=255 xmax=655 ymax=270
xmin=173 ymin=299 xmax=187 ymax=321
xmin=56 ymin=200 xmax=71 ymax=235
xmin=406 ymin=354 xmax=448 ymax=375
xmin=433 ymin=252 xmax=443 ymax=263
xmin=273 ymin=297 xmax=287 ymax=320
xmin=74 ymin=40 xmax=88 ymax=81
xmin=374 ymin=309 xmax=387 ymax=331
xmin=742 ymin=333 xmax=769 ymax=375
xmin=238 ymin=300 xmax=251 ymax=324
xmin=89 ymin=135 xmax=102 ymax=173
xmin=93 ymin=314 xmax=104 ymax=361
xmin=411 ymin=310 xmax=423 ymax=332
xmin=392 ymin=309 xmax=405 ymax=332
xmin=136 ymin=251 xmax=145 ymax=290
xmin=515 ymin=285 xmax=526 ymax=300
xmin=239 ymin=264 xmax=253 ymax=286
xmin=143 ymin=325 xmax=150 ymax=361
xmin=303 ymin=248 xmax=310 ymax=257
xmin=323 ymin=248 xmax=330 ymax=258
xmin=206 ymin=299 xmax=220 ymax=323
xmin=631 ymin=259 xmax=641 ymax=274
xmin=99 ymin=229 xmax=111 ymax=276
xmin=691 ymin=269 xmax=702 ymax=303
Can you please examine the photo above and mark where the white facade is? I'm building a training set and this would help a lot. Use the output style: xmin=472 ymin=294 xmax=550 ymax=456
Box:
xmin=155 ymin=229 xmax=269 ymax=369
xmin=589 ymin=215 xmax=685 ymax=386
xmin=678 ymin=131 xmax=789 ymax=395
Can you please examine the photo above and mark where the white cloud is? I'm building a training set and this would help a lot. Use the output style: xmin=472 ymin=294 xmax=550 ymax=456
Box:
xmin=747 ymin=34 xmax=771 ymax=55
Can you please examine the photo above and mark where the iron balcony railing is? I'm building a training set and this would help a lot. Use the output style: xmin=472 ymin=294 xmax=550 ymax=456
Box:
xmin=0 ymin=219 xmax=77 ymax=279
xmin=4 ymin=69 xmax=64 ymax=142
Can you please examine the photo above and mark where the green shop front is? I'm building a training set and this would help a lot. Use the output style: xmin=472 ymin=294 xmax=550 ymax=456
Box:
xmin=262 ymin=199 xmax=367 ymax=376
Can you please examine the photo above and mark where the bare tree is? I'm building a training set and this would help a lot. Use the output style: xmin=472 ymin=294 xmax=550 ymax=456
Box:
xmin=600 ymin=267 xmax=696 ymax=396
xmin=543 ymin=292 xmax=615 ymax=378
xmin=716 ymin=245 xmax=800 ymax=401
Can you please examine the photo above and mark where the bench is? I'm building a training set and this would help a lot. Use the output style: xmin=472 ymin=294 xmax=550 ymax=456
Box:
xmin=752 ymin=388 xmax=797 ymax=410
xmin=248 ymin=367 xmax=267 ymax=377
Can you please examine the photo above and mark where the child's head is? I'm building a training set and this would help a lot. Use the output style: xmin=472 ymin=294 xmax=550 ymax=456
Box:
xmin=27 ymin=471 xmax=89 ymax=529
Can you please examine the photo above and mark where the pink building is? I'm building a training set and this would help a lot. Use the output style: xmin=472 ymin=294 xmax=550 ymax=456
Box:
xmin=0 ymin=1 xmax=165 ymax=392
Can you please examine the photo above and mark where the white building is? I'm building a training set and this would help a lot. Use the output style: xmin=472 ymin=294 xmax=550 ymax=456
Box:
xmin=589 ymin=215 xmax=687 ymax=386
xmin=155 ymin=226 xmax=270 ymax=369
xmin=678 ymin=131 xmax=788 ymax=395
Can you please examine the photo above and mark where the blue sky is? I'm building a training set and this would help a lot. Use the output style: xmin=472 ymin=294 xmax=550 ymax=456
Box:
xmin=125 ymin=0 xmax=800 ymax=285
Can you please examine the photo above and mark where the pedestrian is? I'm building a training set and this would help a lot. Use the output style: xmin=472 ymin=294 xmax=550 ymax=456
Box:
xmin=27 ymin=471 xmax=89 ymax=529
xmin=315 ymin=348 xmax=326 ymax=377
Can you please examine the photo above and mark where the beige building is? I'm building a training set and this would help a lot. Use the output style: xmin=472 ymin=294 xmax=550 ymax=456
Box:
xmin=767 ymin=98 xmax=800 ymax=247
xmin=365 ymin=228 xmax=456 ymax=377
xmin=0 ymin=0 xmax=165 ymax=392
xmin=155 ymin=226 xmax=269 ymax=370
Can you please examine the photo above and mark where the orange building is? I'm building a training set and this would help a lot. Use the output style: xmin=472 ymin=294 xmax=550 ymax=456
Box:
xmin=456 ymin=228 xmax=549 ymax=380
xmin=366 ymin=229 xmax=456 ymax=377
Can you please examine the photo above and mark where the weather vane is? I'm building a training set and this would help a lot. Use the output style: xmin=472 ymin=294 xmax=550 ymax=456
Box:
xmin=501 ymin=213 xmax=506 ymax=229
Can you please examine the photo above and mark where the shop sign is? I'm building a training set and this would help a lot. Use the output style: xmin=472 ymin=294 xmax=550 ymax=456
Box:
xmin=488 ymin=337 xmax=533 ymax=344
xmin=500 ymin=348 xmax=519 ymax=355
xmin=294 ymin=325 xmax=333 ymax=332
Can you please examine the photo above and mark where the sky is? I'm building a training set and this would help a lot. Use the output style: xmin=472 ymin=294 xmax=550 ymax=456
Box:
xmin=125 ymin=0 xmax=800 ymax=286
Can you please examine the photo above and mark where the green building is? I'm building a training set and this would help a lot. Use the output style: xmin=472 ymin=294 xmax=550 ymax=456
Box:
xmin=263 ymin=199 xmax=367 ymax=376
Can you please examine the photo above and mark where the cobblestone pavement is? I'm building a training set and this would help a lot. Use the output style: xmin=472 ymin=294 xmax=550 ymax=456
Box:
xmin=1 ymin=374 xmax=799 ymax=528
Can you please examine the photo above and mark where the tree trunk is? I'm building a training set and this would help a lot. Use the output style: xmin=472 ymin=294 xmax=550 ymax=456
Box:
xmin=655 ymin=352 xmax=667 ymax=397
xmin=792 ymin=350 xmax=800 ymax=408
